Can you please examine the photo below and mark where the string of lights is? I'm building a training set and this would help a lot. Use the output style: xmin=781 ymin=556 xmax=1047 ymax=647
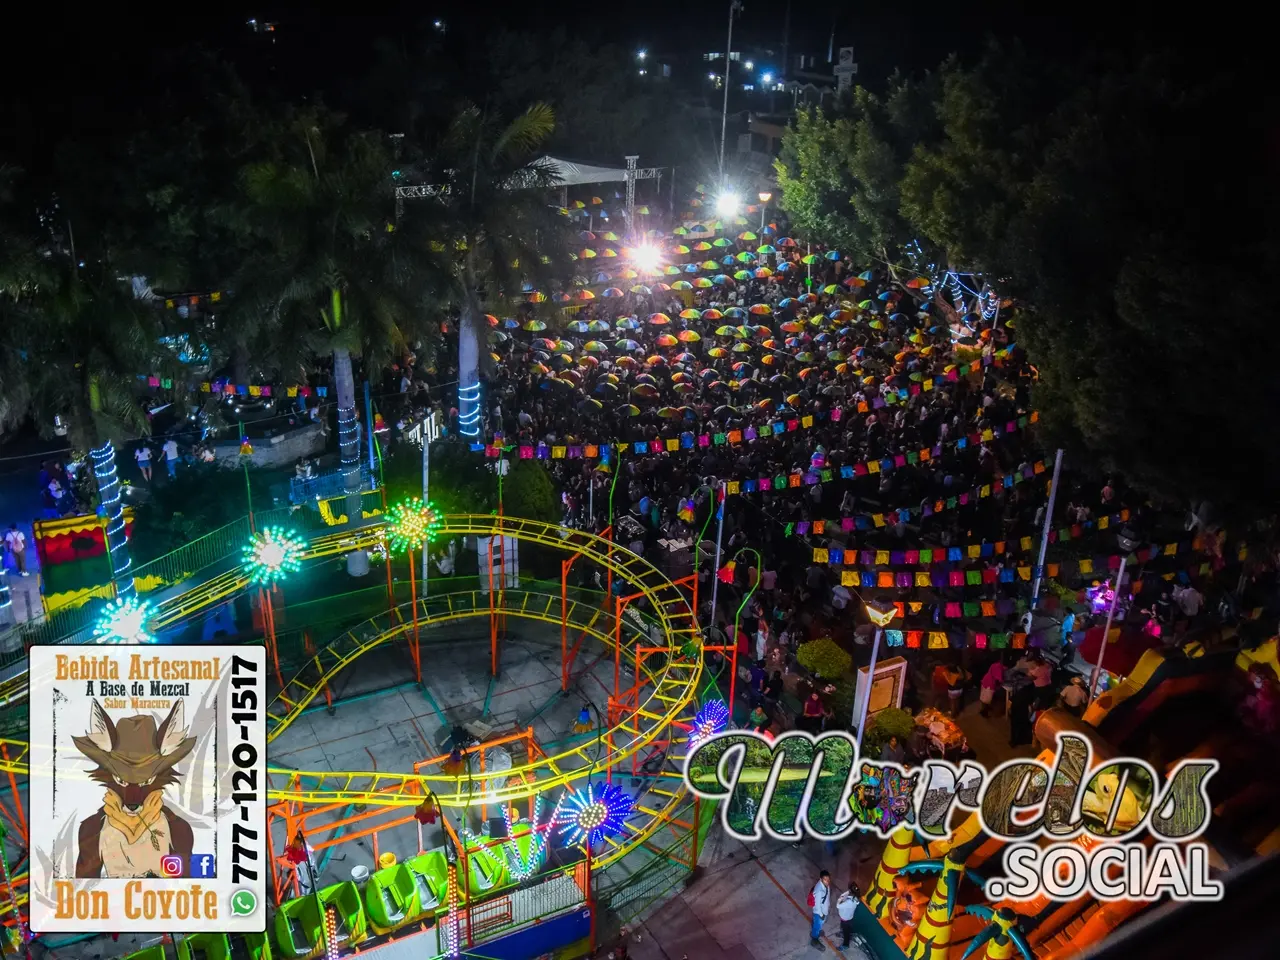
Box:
xmin=90 ymin=440 xmax=134 ymax=598
xmin=556 ymin=780 xmax=634 ymax=848
xmin=457 ymin=382 xmax=482 ymax=438
xmin=337 ymin=406 xmax=361 ymax=485
xmin=323 ymin=904 xmax=341 ymax=960
xmin=445 ymin=861 xmax=461 ymax=957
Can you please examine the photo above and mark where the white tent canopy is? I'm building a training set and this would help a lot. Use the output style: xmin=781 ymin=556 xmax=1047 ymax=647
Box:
xmin=538 ymin=156 xmax=631 ymax=186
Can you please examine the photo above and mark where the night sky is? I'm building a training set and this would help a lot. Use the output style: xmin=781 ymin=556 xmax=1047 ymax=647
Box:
xmin=0 ymin=3 xmax=1226 ymax=175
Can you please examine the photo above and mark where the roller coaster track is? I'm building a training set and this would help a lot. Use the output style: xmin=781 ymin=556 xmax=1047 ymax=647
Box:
xmin=0 ymin=516 xmax=704 ymax=873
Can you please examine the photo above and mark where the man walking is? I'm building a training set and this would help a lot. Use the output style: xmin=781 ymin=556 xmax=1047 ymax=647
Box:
xmin=836 ymin=883 xmax=861 ymax=951
xmin=4 ymin=525 xmax=28 ymax=576
xmin=162 ymin=436 xmax=180 ymax=479
xmin=808 ymin=869 xmax=831 ymax=949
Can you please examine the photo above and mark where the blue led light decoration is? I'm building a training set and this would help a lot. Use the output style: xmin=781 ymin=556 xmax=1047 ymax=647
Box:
xmin=457 ymin=382 xmax=482 ymax=438
xmin=557 ymin=781 xmax=634 ymax=848
xmin=688 ymin=699 xmax=730 ymax=748
xmin=243 ymin=526 xmax=307 ymax=585
xmin=94 ymin=596 xmax=157 ymax=644
xmin=90 ymin=441 xmax=134 ymax=598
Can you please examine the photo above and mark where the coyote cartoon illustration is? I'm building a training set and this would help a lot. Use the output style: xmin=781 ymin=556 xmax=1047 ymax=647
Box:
xmin=72 ymin=698 xmax=196 ymax=879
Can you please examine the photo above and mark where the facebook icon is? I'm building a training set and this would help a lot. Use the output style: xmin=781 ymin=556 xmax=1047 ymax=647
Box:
xmin=190 ymin=854 xmax=216 ymax=878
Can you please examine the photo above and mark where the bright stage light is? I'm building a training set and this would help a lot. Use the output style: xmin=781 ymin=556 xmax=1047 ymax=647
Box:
xmin=632 ymin=244 xmax=663 ymax=275
xmin=94 ymin=596 xmax=157 ymax=644
xmin=715 ymin=192 xmax=740 ymax=217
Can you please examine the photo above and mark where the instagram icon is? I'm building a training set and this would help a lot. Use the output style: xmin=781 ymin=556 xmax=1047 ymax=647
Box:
xmin=160 ymin=856 xmax=183 ymax=878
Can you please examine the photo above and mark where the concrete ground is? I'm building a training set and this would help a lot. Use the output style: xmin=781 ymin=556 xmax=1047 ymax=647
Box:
xmin=625 ymin=828 xmax=882 ymax=960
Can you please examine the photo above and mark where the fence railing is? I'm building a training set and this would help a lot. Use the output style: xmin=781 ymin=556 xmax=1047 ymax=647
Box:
xmin=289 ymin=465 xmax=375 ymax=505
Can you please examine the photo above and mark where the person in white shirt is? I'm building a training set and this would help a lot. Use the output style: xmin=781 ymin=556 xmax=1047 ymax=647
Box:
xmin=162 ymin=438 xmax=180 ymax=478
xmin=134 ymin=444 xmax=153 ymax=482
xmin=5 ymin=524 xmax=29 ymax=576
xmin=809 ymin=870 xmax=831 ymax=947
xmin=836 ymin=884 xmax=861 ymax=950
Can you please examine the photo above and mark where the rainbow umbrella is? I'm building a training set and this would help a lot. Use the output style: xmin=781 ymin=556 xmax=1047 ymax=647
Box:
xmin=776 ymin=237 xmax=797 ymax=247
xmin=503 ymin=318 xmax=521 ymax=328
xmin=824 ymin=250 xmax=841 ymax=260
xmin=878 ymin=291 xmax=895 ymax=301
xmin=649 ymin=313 xmax=671 ymax=325
xmin=677 ymin=329 xmax=702 ymax=342
xmin=616 ymin=338 xmax=641 ymax=350
xmin=780 ymin=321 xmax=804 ymax=333
xmin=737 ymin=231 xmax=758 ymax=241
xmin=795 ymin=352 xmax=816 ymax=362
xmin=575 ymin=289 xmax=596 ymax=301
xmin=671 ymin=244 xmax=691 ymax=254
xmin=822 ymin=284 xmax=839 ymax=294
xmin=584 ymin=340 xmax=610 ymax=353
xmin=615 ymin=355 xmax=638 ymax=368
xmin=753 ymin=324 xmax=772 ymax=336
xmin=578 ymin=354 xmax=599 ymax=367
xmin=580 ymin=248 xmax=598 ymax=259
xmin=801 ymin=254 xmax=819 ymax=265
xmin=679 ymin=308 xmax=702 ymax=319
xmin=617 ymin=268 xmax=639 ymax=279
xmin=568 ymin=320 xmax=590 ymax=333
xmin=689 ymin=223 xmax=708 ymax=231
xmin=664 ymin=265 xmax=682 ymax=275
xmin=734 ymin=325 xmax=754 ymax=338
xmin=645 ymin=354 xmax=667 ymax=365
xmin=906 ymin=276 xmax=930 ymax=289
xmin=672 ymin=226 xmax=688 ymax=235
xmin=828 ymin=350 xmax=848 ymax=362
xmin=655 ymin=333 xmax=678 ymax=347
xmin=762 ymin=338 xmax=779 ymax=349
xmin=694 ymin=277 xmax=715 ymax=288
xmin=732 ymin=361 xmax=750 ymax=372
xmin=786 ymin=393 xmax=802 ymax=406
xmin=601 ymin=373 xmax=620 ymax=384
xmin=698 ymin=367 xmax=717 ymax=379
xmin=602 ymin=287 xmax=625 ymax=297
xmin=588 ymin=319 xmax=611 ymax=332
xmin=712 ymin=237 xmax=731 ymax=247
xmin=835 ymin=362 xmax=849 ymax=375
xmin=761 ymin=353 xmax=777 ymax=366
xmin=733 ymin=269 xmax=752 ymax=281
xmin=534 ymin=338 xmax=557 ymax=350
xmin=715 ymin=325 xmax=737 ymax=336
xmin=552 ymin=340 xmax=575 ymax=354
xmin=868 ymin=320 xmax=885 ymax=330
xmin=731 ymin=342 xmax=753 ymax=353
xmin=702 ymin=308 xmax=724 ymax=320
xmin=798 ymin=367 xmax=816 ymax=379
xmin=707 ymin=347 xmax=729 ymax=358
xmin=844 ymin=275 xmax=865 ymax=288
xmin=749 ymin=303 xmax=772 ymax=316
xmin=485 ymin=314 xmax=500 ymax=327
xmin=653 ymin=282 xmax=672 ymax=291
xmin=700 ymin=259 xmax=720 ymax=270
xmin=629 ymin=285 xmax=652 ymax=295
xmin=657 ymin=406 xmax=681 ymax=419
xmin=724 ymin=307 xmax=747 ymax=319
xmin=632 ymin=384 xmax=660 ymax=398
xmin=757 ymin=244 xmax=776 ymax=255
xmin=674 ymin=351 xmax=697 ymax=363
xmin=616 ymin=403 xmax=641 ymax=415
xmin=523 ymin=319 xmax=548 ymax=331
xmin=616 ymin=317 xmax=640 ymax=329
xmin=712 ymin=274 xmax=732 ymax=285
xmin=554 ymin=292 xmax=573 ymax=303
xmin=671 ymin=280 xmax=694 ymax=291
xmin=857 ymin=300 xmax=874 ymax=310
xmin=735 ymin=252 xmax=756 ymax=263
xmin=693 ymin=241 xmax=712 ymax=251
xmin=754 ymin=267 xmax=773 ymax=278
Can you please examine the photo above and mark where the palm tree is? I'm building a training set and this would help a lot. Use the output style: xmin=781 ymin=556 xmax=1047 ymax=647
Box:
xmin=2 ymin=168 xmax=156 ymax=597
xmin=416 ymin=103 xmax=571 ymax=437
xmin=233 ymin=108 xmax=443 ymax=521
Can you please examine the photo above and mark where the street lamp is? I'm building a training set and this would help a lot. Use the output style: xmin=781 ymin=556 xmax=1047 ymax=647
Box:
xmin=1089 ymin=527 xmax=1139 ymax=702
xmin=854 ymin=597 xmax=898 ymax=753
xmin=761 ymin=72 xmax=773 ymax=85
xmin=757 ymin=191 xmax=772 ymax=230
xmin=632 ymin=244 xmax=663 ymax=276
xmin=637 ymin=49 xmax=647 ymax=61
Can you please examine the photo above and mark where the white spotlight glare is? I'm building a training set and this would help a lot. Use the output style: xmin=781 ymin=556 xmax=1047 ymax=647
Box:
xmin=715 ymin=192 xmax=740 ymax=217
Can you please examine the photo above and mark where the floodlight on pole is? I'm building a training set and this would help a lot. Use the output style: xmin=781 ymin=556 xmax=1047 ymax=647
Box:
xmin=855 ymin=597 xmax=898 ymax=752
xmin=715 ymin=192 xmax=740 ymax=217
xmin=632 ymin=244 xmax=663 ymax=275
xmin=1090 ymin=527 xmax=1139 ymax=703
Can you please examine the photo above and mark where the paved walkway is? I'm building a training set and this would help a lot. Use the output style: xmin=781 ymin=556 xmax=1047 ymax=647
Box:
xmin=627 ymin=829 xmax=884 ymax=960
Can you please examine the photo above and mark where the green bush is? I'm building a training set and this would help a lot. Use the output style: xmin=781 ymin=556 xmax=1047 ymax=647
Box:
xmin=796 ymin=636 xmax=852 ymax=679
xmin=863 ymin=707 xmax=916 ymax=758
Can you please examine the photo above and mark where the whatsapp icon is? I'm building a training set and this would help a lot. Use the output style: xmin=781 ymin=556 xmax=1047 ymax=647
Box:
xmin=230 ymin=889 xmax=259 ymax=917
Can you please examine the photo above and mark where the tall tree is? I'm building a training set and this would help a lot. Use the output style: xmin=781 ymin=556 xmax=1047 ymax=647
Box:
xmin=233 ymin=107 xmax=443 ymax=520
xmin=416 ymin=103 xmax=571 ymax=437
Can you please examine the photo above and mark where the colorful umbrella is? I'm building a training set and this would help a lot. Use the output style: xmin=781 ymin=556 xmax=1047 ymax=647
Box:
xmin=588 ymin=319 xmax=610 ymax=332
xmin=694 ymin=277 xmax=715 ymax=288
xmin=629 ymin=285 xmax=652 ymax=295
xmin=568 ymin=320 xmax=590 ymax=333
xmin=757 ymin=244 xmax=776 ymax=255
xmin=655 ymin=333 xmax=678 ymax=347
xmin=584 ymin=341 xmax=610 ymax=353
xmin=602 ymin=287 xmax=624 ymax=298
xmin=707 ymin=347 xmax=729 ymax=358
xmin=616 ymin=403 xmax=641 ymax=416
xmin=677 ymin=329 xmax=702 ymax=342
xmin=824 ymin=250 xmax=841 ymax=261
xmin=523 ymin=319 xmax=548 ymax=331
xmin=724 ymin=306 xmax=747 ymax=319
xmin=749 ymin=303 xmax=772 ymax=316
xmin=733 ymin=270 xmax=753 ymax=281
xmin=648 ymin=313 xmax=671 ymax=325
xmin=754 ymin=267 xmax=773 ymax=278
xmin=671 ymin=280 xmax=694 ymax=291
xmin=616 ymin=338 xmax=641 ymax=350
xmin=702 ymin=308 xmax=724 ymax=320
xmin=632 ymin=384 xmax=659 ymax=398
xmin=657 ymin=406 xmax=681 ymax=419
xmin=575 ymin=289 xmax=596 ymax=300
